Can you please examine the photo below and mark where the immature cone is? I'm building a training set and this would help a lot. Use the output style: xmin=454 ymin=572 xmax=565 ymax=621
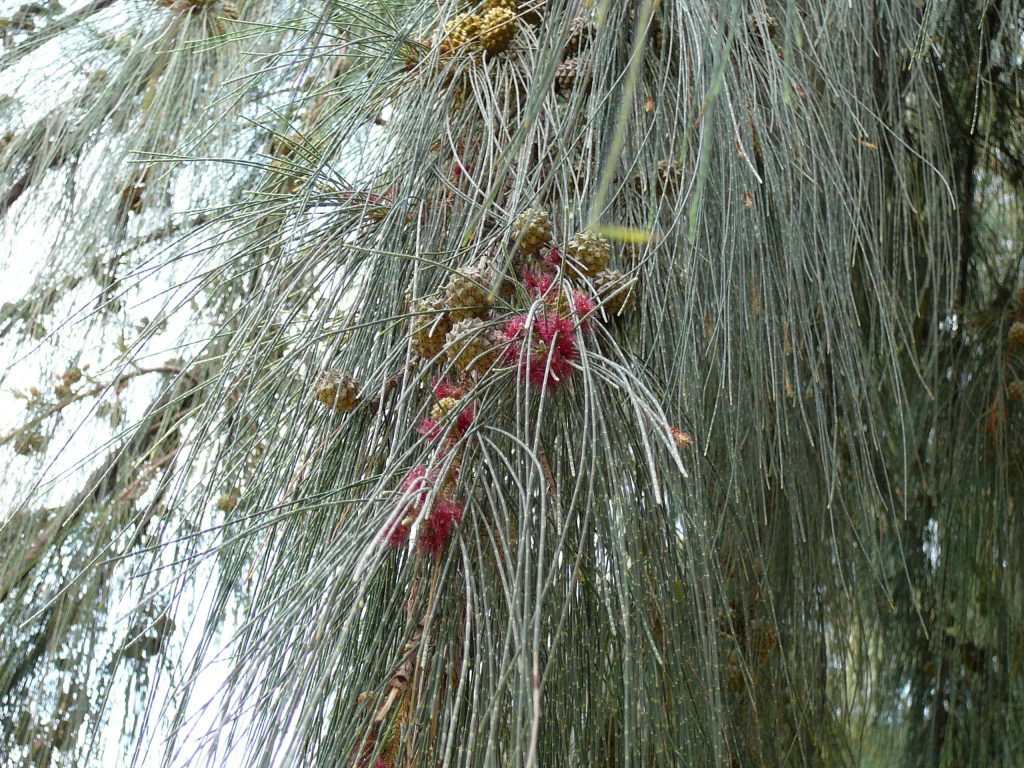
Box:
xmin=634 ymin=160 xmax=683 ymax=196
xmin=445 ymin=318 xmax=503 ymax=373
xmin=566 ymin=230 xmax=611 ymax=277
xmin=1009 ymin=380 xmax=1024 ymax=402
xmin=594 ymin=269 xmax=637 ymax=316
xmin=445 ymin=12 xmax=480 ymax=51
xmin=479 ymin=7 xmax=517 ymax=55
xmin=445 ymin=267 xmax=494 ymax=321
xmin=513 ymin=208 xmax=553 ymax=255
xmin=216 ymin=492 xmax=239 ymax=512
xmin=314 ymin=370 xmax=361 ymax=414
xmin=1009 ymin=321 xmax=1024 ymax=350
xmin=1016 ymin=283 xmax=1024 ymax=311
xmin=410 ymin=295 xmax=452 ymax=359
xmin=430 ymin=396 xmax=463 ymax=424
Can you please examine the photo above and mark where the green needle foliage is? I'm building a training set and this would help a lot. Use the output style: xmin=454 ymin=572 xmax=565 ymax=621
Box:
xmin=0 ymin=0 xmax=1022 ymax=766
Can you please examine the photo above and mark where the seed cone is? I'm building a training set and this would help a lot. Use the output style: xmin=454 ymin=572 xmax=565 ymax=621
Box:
xmin=656 ymin=159 xmax=683 ymax=196
xmin=445 ymin=318 xmax=503 ymax=373
xmin=445 ymin=267 xmax=494 ymax=321
xmin=566 ymin=230 xmax=611 ymax=277
xmin=479 ymin=7 xmax=517 ymax=55
xmin=1009 ymin=321 xmax=1024 ymax=350
xmin=555 ymin=58 xmax=586 ymax=96
xmin=314 ymin=370 xmax=361 ymax=414
xmin=1009 ymin=380 xmax=1024 ymax=402
xmin=411 ymin=295 xmax=452 ymax=359
xmin=594 ymin=269 xmax=637 ymax=316
xmin=513 ymin=208 xmax=553 ymax=255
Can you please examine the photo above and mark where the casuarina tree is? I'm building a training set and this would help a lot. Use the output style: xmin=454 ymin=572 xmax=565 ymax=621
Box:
xmin=1 ymin=1 xmax=1022 ymax=766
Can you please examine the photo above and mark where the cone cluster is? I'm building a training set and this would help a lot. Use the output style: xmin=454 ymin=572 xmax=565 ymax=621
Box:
xmin=511 ymin=209 xmax=637 ymax=323
xmin=390 ymin=205 xmax=639 ymax=566
xmin=437 ymin=4 xmax=519 ymax=57
xmin=552 ymin=12 xmax=594 ymax=98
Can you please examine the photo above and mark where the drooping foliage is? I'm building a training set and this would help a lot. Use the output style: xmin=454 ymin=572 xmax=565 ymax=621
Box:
xmin=1 ymin=1 xmax=1022 ymax=766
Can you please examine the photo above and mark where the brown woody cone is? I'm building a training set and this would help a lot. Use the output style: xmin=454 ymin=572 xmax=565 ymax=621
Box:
xmin=1008 ymin=380 xmax=1024 ymax=402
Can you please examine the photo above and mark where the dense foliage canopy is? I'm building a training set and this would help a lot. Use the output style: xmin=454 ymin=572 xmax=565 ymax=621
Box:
xmin=1 ymin=1 xmax=1022 ymax=766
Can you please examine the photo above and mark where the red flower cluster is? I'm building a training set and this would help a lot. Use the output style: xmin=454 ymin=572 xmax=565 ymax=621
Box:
xmin=543 ymin=245 xmax=562 ymax=266
xmin=385 ymin=465 xmax=464 ymax=554
xmin=502 ymin=313 xmax=579 ymax=390
xmin=418 ymin=500 xmax=464 ymax=555
xmin=571 ymin=291 xmax=596 ymax=327
xmin=524 ymin=270 xmax=597 ymax=329
xmin=524 ymin=269 xmax=554 ymax=295
xmin=432 ymin=377 xmax=462 ymax=399
xmin=385 ymin=466 xmax=431 ymax=546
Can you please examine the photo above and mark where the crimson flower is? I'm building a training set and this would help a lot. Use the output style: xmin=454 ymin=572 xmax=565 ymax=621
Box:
xmin=418 ymin=500 xmax=464 ymax=555
xmin=502 ymin=313 xmax=579 ymax=391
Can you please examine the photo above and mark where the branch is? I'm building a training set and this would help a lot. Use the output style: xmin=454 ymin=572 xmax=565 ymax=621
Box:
xmin=0 ymin=365 xmax=188 ymax=448
xmin=0 ymin=366 xmax=204 ymax=606
xmin=0 ymin=0 xmax=119 ymax=70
